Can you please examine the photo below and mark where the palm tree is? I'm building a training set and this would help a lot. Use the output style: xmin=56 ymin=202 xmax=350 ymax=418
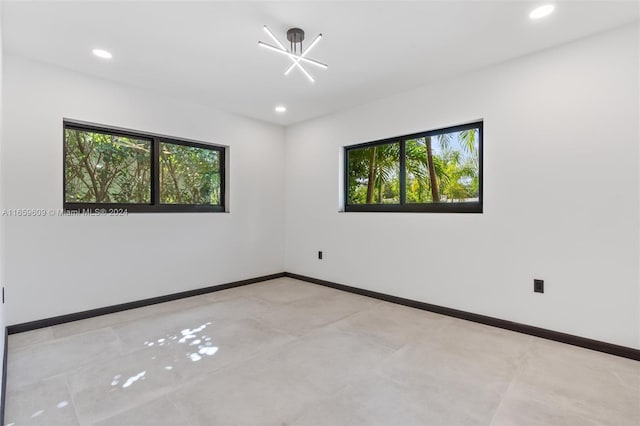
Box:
xmin=373 ymin=143 xmax=400 ymax=203
xmin=424 ymin=129 xmax=478 ymax=202
xmin=366 ymin=147 xmax=377 ymax=203
xmin=347 ymin=129 xmax=478 ymax=205
xmin=425 ymin=136 xmax=440 ymax=202
xmin=436 ymin=129 xmax=479 ymax=202
xmin=405 ymin=138 xmax=448 ymax=203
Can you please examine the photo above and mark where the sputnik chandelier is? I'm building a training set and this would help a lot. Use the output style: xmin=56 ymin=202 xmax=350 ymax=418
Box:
xmin=258 ymin=26 xmax=327 ymax=83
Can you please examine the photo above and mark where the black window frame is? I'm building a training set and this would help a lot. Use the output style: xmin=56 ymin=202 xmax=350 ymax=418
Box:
xmin=344 ymin=121 xmax=483 ymax=213
xmin=63 ymin=121 xmax=226 ymax=213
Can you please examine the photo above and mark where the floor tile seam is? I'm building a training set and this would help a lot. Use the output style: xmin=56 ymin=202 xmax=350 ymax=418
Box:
xmin=424 ymin=318 xmax=532 ymax=359
xmin=84 ymin=393 xmax=183 ymax=426
xmin=19 ymin=305 xmax=170 ymax=342
xmin=210 ymin=300 xmax=301 ymax=334
xmin=358 ymin=324 xmax=452 ymax=370
xmin=234 ymin=296 xmax=294 ymax=323
xmin=282 ymin=380 xmax=357 ymax=426
xmin=5 ymin=374 xmax=85 ymax=425
xmin=300 ymin=367 xmax=429 ymax=424
xmin=6 ymin=328 xmax=56 ymax=352
xmin=201 ymin=288 xmax=253 ymax=302
xmin=152 ymin=357 xmax=274 ymax=408
xmin=255 ymin=321 xmax=301 ymax=337
xmin=164 ymin=394 xmax=199 ymax=426
xmin=295 ymin=304 xmax=386 ymax=340
xmin=172 ymin=332 xmax=349 ymax=400
xmin=235 ymin=331 xmax=301 ymax=365
xmin=266 ymin=333 xmax=402 ymax=397
xmin=257 ymin=292 xmax=341 ymax=306
xmin=108 ymin=309 xmax=250 ymax=352
xmin=282 ymin=283 xmax=384 ymax=305
xmin=50 ymin=322 xmax=132 ymax=342
xmin=10 ymin=325 xmax=123 ymax=357
xmin=85 ymin=324 xmax=300 ymax=391
xmin=368 ymin=339 xmax=429 ymax=389
xmin=5 ymin=365 xmax=86 ymax=395
xmin=356 ymin=369 xmax=457 ymax=422
xmin=75 ymin=379 xmax=181 ymax=426
xmin=384 ymin=314 xmax=460 ymax=346
xmin=154 ymin=333 xmax=306 ymax=398
xmin=226 ymin=332 xmax=303 ymax=370
xmin=508 ymin=387 xmax=636 ymax=426
xmin=562 ymin=395 xmax=640 ymax=422
xmin=487 ymin=335 xmax=537 ymax=426
xmin=216 ymin=310 xmax=306 ymax=340
xmin=609 ymin=370 xmax=640 ymax=392
xmin=241 ymin=304 xmax=360 ymax=337
xmin=328 ymin=319 xmax=415 ymax=360
xmin=66 ymin=327 xmax=128 ymax=374
xmin=111 ymin=325 xmax=137 ymax=359
xmin=7 ymin=335 xmax=60 ymax=356
xmin=7 ymin=341 xmax=52 ymax=354
xmin=54 ymin=296 xmax=219 ymax=340
xmin=331 ymin=323 xmax=410 ymax=353
xmin=398 ymin=311 xmax=458 ymax=335
xmin=106 ymin=327 xmax=176 ymax=359
xmin=95 ymin=304 xmax=212 ymax=335
xmin=493 ymin=368 xmax=630 ymax=412
xmin=344 ymin=295 xmax=386 ymax=308
xmin=8 ymin=288 xmax=388 ymax=350
xmin=337 ymin=298 xmax=426 ymax=327
xmin=253 ymin=291 xmax=332 ymax=307
xmin=63 ymin=373 xmax=83 ymax=426
xmin=369 ymin=337 xmax=524 ymax=389
xmin=8 ymin=334 xmax=129 ymax=402
xmin=4 ymin=370 xmax=67 ymax=398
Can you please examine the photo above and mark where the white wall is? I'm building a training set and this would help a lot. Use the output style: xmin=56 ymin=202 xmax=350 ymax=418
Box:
xmin=2 ymin=24 xmax=638 ymax=349
xmin=0 ymin=0 xmax=5 ymax=411
xmin=284 ymin=24 xmax=640 ymax=349
xmin=2 ymin=55 xmax=285 ymax=325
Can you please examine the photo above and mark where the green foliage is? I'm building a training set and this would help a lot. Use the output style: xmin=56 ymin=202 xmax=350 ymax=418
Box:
xmin=347 ymin=143 xmax=399 ymax=204
xmin=64 ymin=129 xmax=151 ymax=203
xmin=160 ymin=143 xmax=220 ymax=205
xmin=348 ymin=129 xmax=479 ymax=205
xmin=64 ymin=129 xmax=221 ymax=206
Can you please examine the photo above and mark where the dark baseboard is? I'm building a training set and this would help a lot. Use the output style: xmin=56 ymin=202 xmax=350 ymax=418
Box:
xmin=285 ymin=272 xmax=640 ymax=361
xmin=6 ymin=271 xmax=639 ymax=362
xmin=7 ymin=273 xmax=285 ymax=335
xmin=0 ymin=272 xmax=636 ymax=425
xmin=1 ymin=328 xmax=7 ymax=426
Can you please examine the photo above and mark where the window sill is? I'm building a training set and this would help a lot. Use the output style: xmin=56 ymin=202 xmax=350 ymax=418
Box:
xmin=63 ymin=204 xmax=225 ymax=214
xmin=343 ymin=202 xmax=482 ymax=213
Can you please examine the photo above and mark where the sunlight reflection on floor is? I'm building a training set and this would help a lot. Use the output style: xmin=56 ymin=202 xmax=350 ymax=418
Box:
xmin=107 ymin=322 xmax=220 ymax=393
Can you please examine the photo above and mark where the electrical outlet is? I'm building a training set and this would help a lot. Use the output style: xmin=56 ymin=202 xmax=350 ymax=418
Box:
xmin=318 ymin=251 xmax=323 ymax=260
xmin=534 ymin=279 xmax=544 ymax=293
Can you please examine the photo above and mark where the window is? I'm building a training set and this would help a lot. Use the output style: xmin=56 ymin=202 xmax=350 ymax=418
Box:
xmin=159 ymin=142 xmax=222 ymax=205
xmin=64 ymin=122 xmax=225 ymax=213
xmin=345 ymin=122 xmax=482 ymax=213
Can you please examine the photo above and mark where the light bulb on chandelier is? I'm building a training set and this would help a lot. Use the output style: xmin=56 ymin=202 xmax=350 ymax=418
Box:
xmin=258 ymin=25 xmax=327 ymax=83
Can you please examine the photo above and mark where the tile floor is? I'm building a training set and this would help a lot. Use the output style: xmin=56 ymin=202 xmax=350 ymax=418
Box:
xmin=5 ymin=277 xmax=640 ymax=426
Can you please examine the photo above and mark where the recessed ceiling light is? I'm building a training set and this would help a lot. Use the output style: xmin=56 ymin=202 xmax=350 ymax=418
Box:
xmin=275 ymin=106 xmax=287 ymax=113
xmin=92 ymin=49 xmax=113 ymax=59
xmin=529 ymin=4 xmax=555 ymax=20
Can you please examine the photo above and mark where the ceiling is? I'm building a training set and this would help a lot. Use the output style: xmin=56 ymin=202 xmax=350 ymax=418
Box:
xmin=2 ymin=1 xmax=638 ymax=126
